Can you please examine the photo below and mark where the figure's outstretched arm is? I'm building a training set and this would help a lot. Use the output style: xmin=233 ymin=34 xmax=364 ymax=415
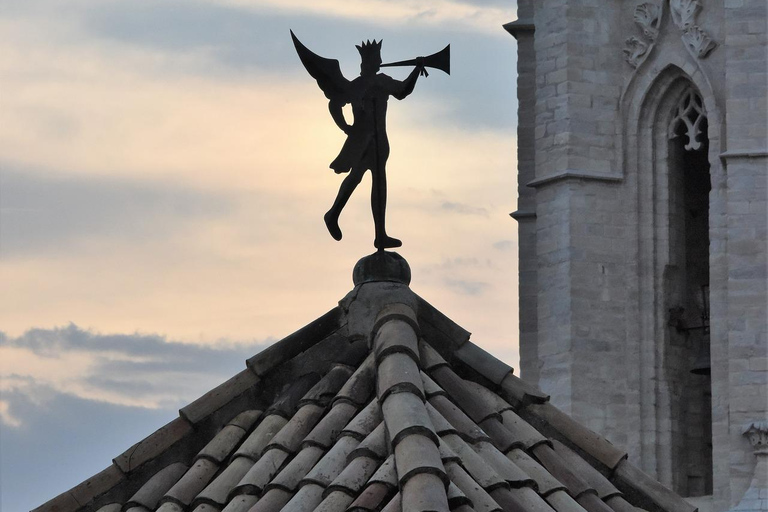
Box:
xmin=391 ymin=58 xmax=426 ymax=100
xmin=329 ymin=100 xmax=351 ymax=134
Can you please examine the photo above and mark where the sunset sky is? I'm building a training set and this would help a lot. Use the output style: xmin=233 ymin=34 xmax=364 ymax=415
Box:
xmin=0 ymin=0 xmax=519 ymax=508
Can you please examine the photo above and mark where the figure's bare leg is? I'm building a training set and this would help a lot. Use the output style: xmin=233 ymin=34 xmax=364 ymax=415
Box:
xmin=325 ymin=166 xmax=365 ymax=241
xmin=371 ymin=164 xmax=401 ymax=249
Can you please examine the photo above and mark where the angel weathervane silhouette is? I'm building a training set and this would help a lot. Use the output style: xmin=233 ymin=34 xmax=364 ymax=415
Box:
xmin=291 ymin=31 xmax=450 ymax=250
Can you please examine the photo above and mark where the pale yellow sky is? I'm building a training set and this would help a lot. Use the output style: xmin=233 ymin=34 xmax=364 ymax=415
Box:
xmin=1 ymin=1 xmax=519 ymax=507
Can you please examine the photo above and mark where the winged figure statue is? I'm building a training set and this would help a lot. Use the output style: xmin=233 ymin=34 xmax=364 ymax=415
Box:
xmin=291 ymin=31 xmax=442 ymax=250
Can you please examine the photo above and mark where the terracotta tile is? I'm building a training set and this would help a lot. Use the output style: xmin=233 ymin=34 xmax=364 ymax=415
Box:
xmin=507 ymin=486 xmax=559 ymax=512
xmin=233 ymin=415 xmax=289 ymax=460
xmin=265 ymin=403 xmax=325 ymax=453
xmin=342 ymin=400 xmax=382 ymax=440
xmin=179 ymin=368 xmax=260 ymax=424
xmin=220 ymin=495 xmax=258 ymax=512
xmin=438 ymin=437 xmax=462 ymax=465
xmin=499 ymin=410 xmax=548 ymax=450
xmin=604 ymin=495 xmax=638 ymax=512
xmin=415 ymin=295 xmax=471 ymax=349
xmin=280 ymin=482 xmax=325 ymax=512
xmin=156 ymin=502 xmax=185 ymax=512
xmin=327 ymin=456 xmax=381 ymax=496
xmin=303 ymin=435 xmax=360 ymax=487
xmin=248 ymin=488 xmax=293 ymax=512
xmin=546 ymin=490 xmax=590 ymax=512
xmin=380 ymin=492 xmax=402 ymax=512
xmin=479 ymin=417 xmax=524 ymax=453
xmin=369 ymin=454 xmax=398 ymax=488
xmin=190 ymin=503 xmax=220 ymax=512
xmin=164 ymin=458 xmax=219 ymax=506
xmin=228 ymin=410 xmax=263 ymax=430
xmin=524 ymin=403 xmax=626 ymax=471
xmin=551 ymin=440 xmax=621 ymax=500
xmin=382 ymin=392 xmax=439 ymax=447
xmin=418 ymin=340 xmax=450 ymax=371
xmin=420 ymin=372 xmax=446 ymax=398
xmin=198 ymin=425 xmax=250 ymax=465
xmin=402 ymin=472 xmax=450 ymax=512
xmin=454 ymin=342 xmax=513 ymax=386
xmin=445 ymin=461 xmax=502 ymax=512
xmin=428 ymin=395 xmax=490 ymax=443
xmin=394 ymin=434 xmax=446 ymax=486
xmin=303 ymin=401 xmax=359 ymax=449
xmin=125 ymin=463 xmax=188 ymax=510
xmin=334 ymin=353 xmax=376 ymax=406
xmin=299 ymin=364 xmax=355 ymax=407
xmin=426 ymin=401 xmax=458 ymax=436
xmin=125 ymin=506 xmax=151 ymax=512
xmin=471 ymin=441 xmax=535 ymax=488
xmin=246 ymin=307 xmax=345 ymax=377
xmin=194 ymin=456 xmax=254 ymax=506
xmin=429 ymin=367 xmax=499 ymax=424
xmin=351 ymin=421 xmax=388 ymax=460
xmin=576 ymin=491 xmax=616 ymax=512
xmin=441 ymin=433 xmax=506 ymax=490
xmin=69 ymin=464 xmax=125 ymax=506
xmin=373 ymin=302 xmax=419 ymax=338
xmin=267 ymin=445 xmax=324 ymax=492
xmin=488 ymin=487 xmax=528 ymax=512
xmin=113 ymin=417 xmax=193 ymax=473
xmin=231 ymin=448 xmax=290 ymax=497
xmin=94 ymin=504 xmax=122 ymax=512
xmin=314 ymin=490 xmax=355 ymax=512
xmin=452 ymin=505 xmax=476 ymax=512
xmin=377 ymin=351 xmax=425 ymax=402
xmin=531 ymin=444 xmax=593 ymax=499
xmin=348 ymin=482 xmax=394 ymax=511
xmin=373 ymin=320 xmax=420 ymax=363
xmin=447 ymin=481 xmax=473 ymax=509
xmin=612 ymin=460 xmax=696 ymax=512
xmin=499 ymin=374 xmax=549 ymax=407
xmin=506 ymin=448 xmax=565 ymax=496
xmin=267 ymin=373 xmax=322 ymax=418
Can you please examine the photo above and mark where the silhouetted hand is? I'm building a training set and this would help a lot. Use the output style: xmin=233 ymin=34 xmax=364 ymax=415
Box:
xmin=416 ymin=56 xmax=428 ymax=77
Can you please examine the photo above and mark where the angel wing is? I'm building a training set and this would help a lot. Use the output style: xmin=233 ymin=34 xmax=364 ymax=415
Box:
xmin=291 ymin=30 xmax=350 ymax=101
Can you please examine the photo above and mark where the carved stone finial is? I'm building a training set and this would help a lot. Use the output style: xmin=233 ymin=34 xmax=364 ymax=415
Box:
xmin=624 ymin=37 xmax=649 ymax=68
xmin=744 ymin=421 xmax=768 ymax=455
xmin=683 ymin=26 xmax=718 ymax=58
xmin=670 ymin=0 xmax=702 ymax=30
xmin=634 ymin=3 xmax=661 ymax=40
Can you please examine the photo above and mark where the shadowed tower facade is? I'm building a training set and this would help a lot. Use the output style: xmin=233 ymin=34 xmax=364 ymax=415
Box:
xmin=507 ymin=2 xmax=767 ymax=511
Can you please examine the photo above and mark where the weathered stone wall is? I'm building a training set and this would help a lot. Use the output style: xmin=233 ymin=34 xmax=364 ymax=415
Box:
xmin=510 ymin=0 xmax=767 ymax=510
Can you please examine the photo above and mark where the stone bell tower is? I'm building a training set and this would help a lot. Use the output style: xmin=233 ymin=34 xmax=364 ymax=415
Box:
xmin=506 ymin=1 xmax=767 ymax=511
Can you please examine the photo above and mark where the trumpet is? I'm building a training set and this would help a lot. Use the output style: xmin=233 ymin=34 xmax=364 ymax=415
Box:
xmin=380 ymin=44 xmax=450 ymax=75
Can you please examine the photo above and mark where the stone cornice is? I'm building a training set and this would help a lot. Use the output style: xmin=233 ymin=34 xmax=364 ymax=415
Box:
xmin=527 ymin=170 xmax=623 ymax=188
xmin=504 ymin=19 xmax=535 ymax=39
xmin=719 ymin=149 xmax=768 ymax=161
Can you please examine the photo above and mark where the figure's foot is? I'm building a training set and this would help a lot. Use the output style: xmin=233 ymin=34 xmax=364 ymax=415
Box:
xmin=324 ymin=211 xmax=342 ymax=241
xmin=374 ymin=235 xmax=402 ymax=250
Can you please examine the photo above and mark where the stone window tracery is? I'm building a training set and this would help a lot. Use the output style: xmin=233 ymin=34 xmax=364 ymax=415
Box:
xmin=669 ymin=88 xmax=706 ymax=151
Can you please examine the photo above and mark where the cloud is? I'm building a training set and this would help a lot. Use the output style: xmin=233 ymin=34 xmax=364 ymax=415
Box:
xmin=441 ymin=201 xmax=489 ymax=217
xmin=0 ymin=324 xmax=270 ymax=418
xmin=0 ymin=168 xmax=234 ymax=258
xmin=493 ymin=239 xmax=515 ymax=251
xmin=444 ymin=278 xmax=490 ymax=296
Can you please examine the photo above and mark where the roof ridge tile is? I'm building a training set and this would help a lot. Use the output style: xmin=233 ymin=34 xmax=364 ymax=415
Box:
xmin=453 ymin=342 xmax=514 ymax=386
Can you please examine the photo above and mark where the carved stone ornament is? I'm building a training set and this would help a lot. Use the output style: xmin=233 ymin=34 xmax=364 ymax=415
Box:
xmin=670 ymin=0 xmax=701 ymax=30
xmin=682 ymin=25 xmax=717 ymax=58
xmin=634 ymin=3 xmax=661 ymax=40
xmin=624 ymin=36 xmax=649 ymax=68
xmin=744 ymin=421 xmax=768 ymax=455
xmin=669 ymin=88 xmax=706 ymax=151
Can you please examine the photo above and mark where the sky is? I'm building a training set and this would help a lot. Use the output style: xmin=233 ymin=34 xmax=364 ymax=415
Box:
xmin=0 ymin=0 xmax=519 ymax=509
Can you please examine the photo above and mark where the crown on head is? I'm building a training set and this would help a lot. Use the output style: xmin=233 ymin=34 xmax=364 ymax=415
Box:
xmin=356 ymin=39 xmax=382 ymax=61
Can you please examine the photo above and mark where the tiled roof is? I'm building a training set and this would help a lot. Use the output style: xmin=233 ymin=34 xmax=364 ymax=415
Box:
xmin=34 ymin=253 xmax=697 ymax=512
